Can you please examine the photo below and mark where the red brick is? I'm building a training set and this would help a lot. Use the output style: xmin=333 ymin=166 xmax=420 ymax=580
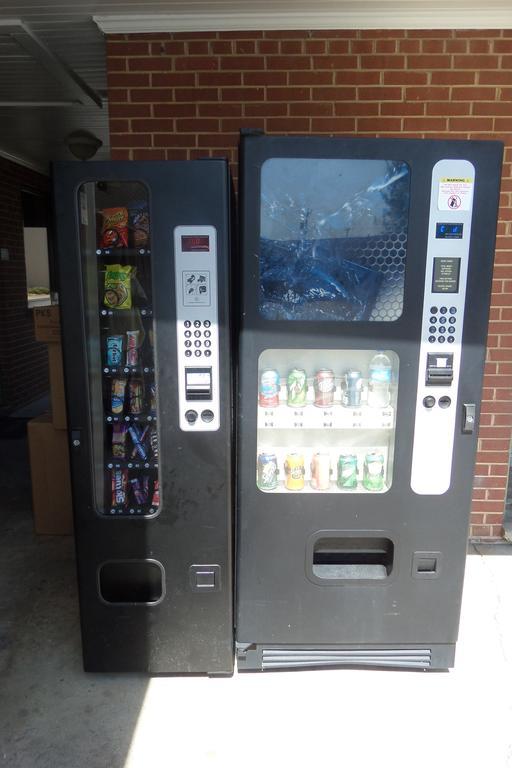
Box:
xmin=127 ymin=57 xmax=171 ymax=72
xmin=112 ymin=133 xmax=152 ymax=147
xmin=221 ymin=87 xmax=264 ymax=102
xmin=358 ymin=117 xmax=402 ymax=132
xmin=312 ymin=87 xmax=356 ymax=101
xmin=335 ymin=102 xmax=379 ymax=117
xmin=199 ymin=103 xmax=243 ymax=117
xmin=336 ymin=71 xmax=381 ymax=85
xmin=350 ymin=40 xmax=375 ymax=54
xmin=244 ymin=103 xmax=288 ymax=117
xmin=493 ymin=40 xmax=512 ymax=53
xmin=381 ymin=102 xmax=424 ymax=116
xmin=376 ymin=40 xmax=397 ymax=54
xmin=266 ymin=56 xmax=311 ymax=70
xmin=130 ymin=88 xmax=172 ymax=102
xmin=256 ymin=40 xmax=279 ymax=54
xmin=175 ymin=118 xmax=220 ymax=132
xmin=281 ymin=41 xmax=303 ymax=54
xmin=406 ymin=86 xmax=449 ymax=101
xmin=290 ymin=102 xmax=334 ymax=116
xmin=267 ymin=87 xmax=310 ymax=101
xmin=290 ymin=71 xmax=334 ymax=85
xmin=407 ymin=54 xmax=452 ymax=69
xmin=426 ymin=102 xmax=470 ymax=116
xmin=198 ymin=72 xmax=241 ymax=86
xmin=312 ymin=55 xmax=359 ymax=70
xmin=187 ymin=41 xmax=210 ymax=55
xmin=106 ymin=41 xmax=150 ymax=56
xmin=132 ymin=149 xmax=166 ymax=160
xmin=449 ymin=117 xmax=494 ymax=131
xmin=150 ymin=72 xmax=195 ymax=87
xmin=421 ymin=40 xmax=446 ymax=54
xmin=311 ymin=117 xmax=356 ymax=132
xmin=304 ymin=40 xmax=326 ymax=55
xmin=360 ymin=55 xmax=406 ymax=69
xmin=358 ymin=87 xmax=402 ymax=101
xmin=174 ymin=88 xmax=219 ymax=102
xmin=244 ymin=72 xmax=287 ymax=86
xmin=265 ymin=116 xmax=311 ymax=132
xmin=109 ymin=103 xmax=151 ymax=118
xmin=175 ymin=56 xmax=219 ymax=71
xmin=220 ymin=55 xmax=265 ymax=71
xmin=108 ymin=73 xmax=150 ymax=88
xmin=431 ymin=71 xmax=476 ymax=85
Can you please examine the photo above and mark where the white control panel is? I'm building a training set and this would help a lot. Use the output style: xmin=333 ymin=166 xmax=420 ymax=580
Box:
xmin=410 ymin=160 xmax=475 ymax=494
xmin=174 ymin=225 xmax=220 ymax=432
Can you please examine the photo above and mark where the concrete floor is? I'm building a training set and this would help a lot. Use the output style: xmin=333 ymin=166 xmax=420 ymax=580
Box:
xmin=1 ymin=425 xmax=511 ymax=768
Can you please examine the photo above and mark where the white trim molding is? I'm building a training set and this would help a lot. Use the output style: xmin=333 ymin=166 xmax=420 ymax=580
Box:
xmin=94 ymin=4 xmax=512 ymax=34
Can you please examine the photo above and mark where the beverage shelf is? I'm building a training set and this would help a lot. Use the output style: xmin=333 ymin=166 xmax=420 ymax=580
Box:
xmin=258 ymin=403 xmax=394 ymax=430
xmin=258 ymin=481 xmax=388 ymax=494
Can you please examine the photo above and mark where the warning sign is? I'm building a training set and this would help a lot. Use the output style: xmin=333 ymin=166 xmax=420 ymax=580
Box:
xmin=438 ymin=177 xmax=473 ymax=212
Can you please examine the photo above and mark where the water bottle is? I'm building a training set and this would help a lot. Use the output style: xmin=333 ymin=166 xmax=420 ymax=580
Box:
xmin=367 ymin=352 xmax=392 ymax=408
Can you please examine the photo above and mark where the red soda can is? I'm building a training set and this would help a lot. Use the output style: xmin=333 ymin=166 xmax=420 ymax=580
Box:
xmin=259 ymin=369 xmax=280 ymax=408
xmin=310 ymin=452 xmax=331 ymax=490
xmin=313 ymin=368 xmax=335 ymax=407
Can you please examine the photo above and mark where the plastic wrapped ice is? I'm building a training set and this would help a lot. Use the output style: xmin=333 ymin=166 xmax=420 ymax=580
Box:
xmin=258 ymin=158 xmax=410 ymax=322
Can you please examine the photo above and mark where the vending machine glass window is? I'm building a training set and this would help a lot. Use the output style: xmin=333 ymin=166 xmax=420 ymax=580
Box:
xmin=256 ymin=349 xmax=399 ymax=493
xmin=259 ymin=158 xmax=410 ymax=321
xmin=77 ymin=181 xmax=160 ymax=517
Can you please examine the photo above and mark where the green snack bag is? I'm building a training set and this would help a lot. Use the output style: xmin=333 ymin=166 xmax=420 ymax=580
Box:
xmin=104 ymin=264 xmax=133 ymax=310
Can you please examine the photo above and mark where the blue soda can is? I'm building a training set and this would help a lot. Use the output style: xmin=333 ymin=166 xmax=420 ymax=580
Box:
xmin=257 ymin=452 xmax=279 ymax=490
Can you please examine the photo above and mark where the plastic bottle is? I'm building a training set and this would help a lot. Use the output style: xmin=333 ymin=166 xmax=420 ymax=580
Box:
xmin=367 ymin=352 xmax=392 ymax=408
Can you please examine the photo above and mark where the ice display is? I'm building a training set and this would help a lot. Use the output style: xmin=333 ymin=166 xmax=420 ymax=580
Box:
xmin=259 ymin=158 xmax=410 ymax=321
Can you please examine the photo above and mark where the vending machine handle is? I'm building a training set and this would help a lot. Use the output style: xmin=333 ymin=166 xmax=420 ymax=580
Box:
xmin=462 ymin=403 xmax=476 ymax=434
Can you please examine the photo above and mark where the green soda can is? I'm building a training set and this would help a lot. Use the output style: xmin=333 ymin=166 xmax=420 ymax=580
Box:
xmin=287 ymin=368 xmax=308 ymax=407
xmin=363 ymin=452 xmax=385 ymax=491
xmin=337 ymin=454 xmax=358 ymax=489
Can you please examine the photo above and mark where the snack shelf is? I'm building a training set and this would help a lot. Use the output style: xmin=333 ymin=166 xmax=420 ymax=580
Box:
xmin=107 ymin=506 xmax=158 ymax=517
xmin=102 ymin=365 xmax=155 ymax=376
xmin=106 ymin=460 xmax=158 ymax=470
xmin=257 ymin=404 xmax=394 ymax=430
xmin=100 ymin=307 xmax=153 ymax=318
xmin=96 ymin=247 xmax=151 ymax=257
xmin=105 ymin=414 xmax=156 ymax=424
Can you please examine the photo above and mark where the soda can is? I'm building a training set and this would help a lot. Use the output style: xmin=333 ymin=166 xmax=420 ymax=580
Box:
xmin=337 ymin=454 xmax=358 ymax=489
xmin=257 ymin=452 xmax=279 ymax=491
xmin=107 ymin=335 xmax=123 ymax=367
xmin=342 ymin=369 xmax=363 ymax=408
xmin=259 ymin=369 xmax=280 ymax=408
xmin=287 ymin=368 xmax=308 ymax=408
xmin=126 ymin=330 xmax=140 ymax=366
xmin=310 ymin=452 xmax=331 ymax=490
xmin=313 ymin=368 xmax=335 ymax=407
xmin=128 ymin=379 xmax=143 ymax=414
xmin=363 ymin=452 xmax=385 ymax=492
xmin=284 ymin=453 xmax=305 ymax=491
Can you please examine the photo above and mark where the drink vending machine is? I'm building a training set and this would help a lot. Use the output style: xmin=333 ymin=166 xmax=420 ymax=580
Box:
xmin=236 ymin=133 xmax=503 ymax=671
xmin=53 ymin=160 xmax=233 ymax=674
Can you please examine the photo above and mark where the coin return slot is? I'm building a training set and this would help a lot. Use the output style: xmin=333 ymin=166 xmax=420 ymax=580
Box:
xmin=98 ymin=560 xmax=164 ymax=604
xmin=312 ymin=537 xmax=394 ymax=581
xmin=185 ymin=367 xmax=212 ymax=401
xmin=412 ymin=551 xmax=442 ymax=579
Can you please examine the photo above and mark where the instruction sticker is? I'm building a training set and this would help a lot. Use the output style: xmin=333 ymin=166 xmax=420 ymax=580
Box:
xmin=438 ymin=177 xmax=473 ymax=212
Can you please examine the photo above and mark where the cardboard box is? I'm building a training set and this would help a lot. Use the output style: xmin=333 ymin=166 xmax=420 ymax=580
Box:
xmin=33 ymin=304 xmax=61 ymax=343
xmin=27 ymin=414 xmax=73 ymax=535
xmin=48 ymin=342 xmax=67 ymax=429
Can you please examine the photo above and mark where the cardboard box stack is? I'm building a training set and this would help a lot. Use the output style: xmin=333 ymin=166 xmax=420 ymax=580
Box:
xmin=28 ymin=305 xmax=73 ymax=535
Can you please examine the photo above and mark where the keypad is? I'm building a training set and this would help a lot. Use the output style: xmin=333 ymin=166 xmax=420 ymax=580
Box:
xmin=427 ymin=308 xmax=459 ymax=344
xmin=182 ymin=319 xmax=214 ymax=359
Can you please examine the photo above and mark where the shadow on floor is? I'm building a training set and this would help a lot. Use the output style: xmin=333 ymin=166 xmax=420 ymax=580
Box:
xmin=0 ymin=426 xmax=149 ymax=768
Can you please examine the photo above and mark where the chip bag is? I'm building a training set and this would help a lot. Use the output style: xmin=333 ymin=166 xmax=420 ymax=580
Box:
xmin=100 ymin=207 xmax=129 ymax=249
xmin=104 ymin=264 xmax=134 ymax=309
xmin=128 ymin=201 xmax=150 ymax=248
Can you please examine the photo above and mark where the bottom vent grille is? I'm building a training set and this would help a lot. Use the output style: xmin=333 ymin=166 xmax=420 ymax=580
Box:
xmin=261 ymin=648 xmax=432 ymax=670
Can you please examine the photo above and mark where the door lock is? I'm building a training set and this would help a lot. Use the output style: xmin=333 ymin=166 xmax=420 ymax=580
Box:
xmin=462 ymin=403 xmax=476 ymax=434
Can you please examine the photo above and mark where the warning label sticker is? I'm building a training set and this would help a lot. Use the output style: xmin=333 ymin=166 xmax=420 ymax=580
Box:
xmin=438 ymin=177 xmax=473 ymax=212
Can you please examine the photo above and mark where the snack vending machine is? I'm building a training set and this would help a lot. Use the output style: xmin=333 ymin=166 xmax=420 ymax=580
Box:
xmin=236 ymin=133 xmax=502 ymax=671
xmin=53 ymin=160 xmax=233 ymax=674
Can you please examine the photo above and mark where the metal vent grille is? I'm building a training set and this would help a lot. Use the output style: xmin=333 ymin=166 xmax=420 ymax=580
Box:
xmin=261 ymin=647 xmax=431 ymax=670
xmin=344 ymin=230 xmax=408 ymax=321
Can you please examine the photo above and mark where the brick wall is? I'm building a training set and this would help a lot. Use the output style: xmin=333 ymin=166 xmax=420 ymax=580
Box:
xmin=0 ymin=157 xmax=49 ymax=413
xmin=106 ymin=29 xmax=512 ymax=539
